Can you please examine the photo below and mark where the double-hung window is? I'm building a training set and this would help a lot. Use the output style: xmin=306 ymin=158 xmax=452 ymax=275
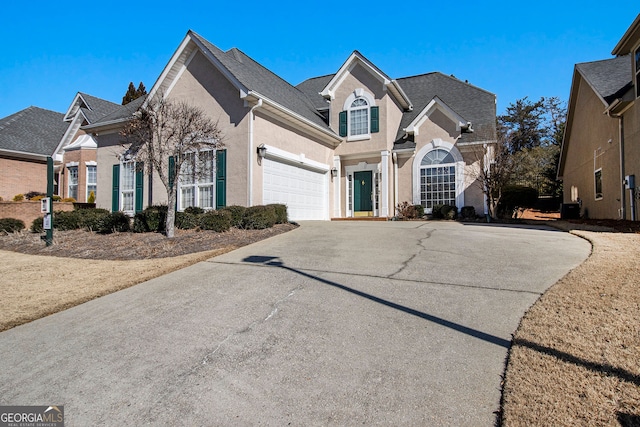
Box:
xmin=121 ymin=161 xmax=136 ymax=213
xmin=338 ymin=90 xmax=379 ymax=140
xmin=349 ymin=98 xmax=370 ymax=136
xmin=87 ymin=165 xmax=97 ymax=200
xmin=179 ymin=150 xmax=215 ymax=210
xmin=67 ymin=166 xmax=78 ymax=201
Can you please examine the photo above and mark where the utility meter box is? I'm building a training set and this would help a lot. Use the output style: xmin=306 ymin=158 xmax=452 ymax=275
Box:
xmin=625 ymin=175 xmax=635 ymax=190
xmin=40 ymin=197 xmax=51 ymax=213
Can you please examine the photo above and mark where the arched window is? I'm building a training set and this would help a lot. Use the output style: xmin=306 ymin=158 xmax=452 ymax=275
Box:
xmin=349 ymin=98 xmax=369 ymax=136
xmin=419 ymin=148 xmax=457 ymax=211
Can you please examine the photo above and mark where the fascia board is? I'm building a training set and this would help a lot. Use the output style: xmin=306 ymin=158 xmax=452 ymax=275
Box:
xmin=145 ymin=33 xmax=194 ymax=106
xmin=249 ymin=91 xmax=342 ymax=144
xmin=557 ymin=68 xmax=581 ymax=179
xmin=612 ymin=14 xmax=640 ymax=55
xmin=0 ymin=148 xmax=49 ymax=162
xmin=320 ymin=52 xmax=391 ymax=98
xmin=405 ymin=97 xmax=467 ymax=134
xmin=63 ymin=93 xmax=84 ymax=121
xmin=53 ymin=114 xmax=83 ymax=158
xmin=389 ymin=80 xmax=413 ymax=110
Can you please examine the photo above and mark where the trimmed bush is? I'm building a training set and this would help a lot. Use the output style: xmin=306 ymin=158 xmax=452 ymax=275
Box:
xmin=199 ymin=210 xmax=231 ymax=232
xmin=87 ymin=191 xmax=96 ymax=204
xmin=441 ymin=204 xmax=457 ymax=220
xmin=31 ymin=217 xmax=43 ymax=233
xmin=267 ymin=204 xmax=288 ymax=224
xmin=54 ymin=210 xmax=83 ymax=230
xmin=52 ymin=195 xmax=62 ymax=202
xmin=61 ymin=197 xmax=76 ymax=203
xmin=0 ymin=218 xmax=25 ymax=233
xmin=31 ymin=195 xmax=45 ymax=201
xmin=12 ymin=194 xmax=24 ymax=202
xmin=25 ymin=191 xmax=45 ymax=200
xmin=397 ymin=201 xmax=418 ymax=219
xmin=414 ymin=204 xmax=425 ymax=218
xmin=220 ymin=205 xmax=246 ymax=228
xmin=175 ymin=212 xmax=199 ymax=230
xmin=460 ymin=206 xmax=476 ymax=220
xmin=133 ymin=205 xmax=168 ymax=233
xmin=242 ymin=205 xmax=277 ymax=230
xmin=431 ymin=204 xmax=445 ymax=219
xmin=96 ymin=212 xmax=131 ymax=234
xmin=184 ymin=206 xmax=205 ymax=215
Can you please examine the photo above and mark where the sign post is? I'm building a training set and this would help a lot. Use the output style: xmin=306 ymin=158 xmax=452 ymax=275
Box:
xmin=45 ymin=156 xmax=54 ymax=246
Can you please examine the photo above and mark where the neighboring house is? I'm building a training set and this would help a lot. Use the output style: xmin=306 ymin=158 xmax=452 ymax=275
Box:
xmin=559 ymin=14 xmax=640 ymax=220
xmin=0 ymin=106 xmax=68 ymax=200
xmin=55 ymin=93 xmax=122 ymax=202
xmin=89 ymin=31 xmax=496 ymax=220
xmin=0 ymin=92 xmax=122 ymax=204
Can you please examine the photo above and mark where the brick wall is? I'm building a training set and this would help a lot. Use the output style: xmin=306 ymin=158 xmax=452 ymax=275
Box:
xmin=0 ymin=157 xmax=48 ymax=201
xmin=0 ymin=201 xmax=75 ymax=228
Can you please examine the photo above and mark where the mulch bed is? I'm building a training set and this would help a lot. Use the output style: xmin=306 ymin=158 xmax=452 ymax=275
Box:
xmin=0 ymin=224 xmax=298 ymax=260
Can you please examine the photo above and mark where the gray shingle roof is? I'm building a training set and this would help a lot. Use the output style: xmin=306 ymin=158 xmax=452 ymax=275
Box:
xmin=88 ymin=95 xmax=147 ymax=125
xmin=576 ymin=55 xmax=632 ymax=105
xmin=296 ymin=75 xmax=334 ymax=110
xmin=0 ymin=107 xmax=68 ymax=156
xmin=395 ymin=73 xmax=496 ymax=144
xmin=190 ymin=32 xmax=330 ymax=130
xmin=77 ymin=93 xmax=122 ymax=123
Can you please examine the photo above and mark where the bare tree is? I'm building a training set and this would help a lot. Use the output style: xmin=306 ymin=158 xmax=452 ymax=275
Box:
xmin=121 ymin=96 xmax=224 ymax=238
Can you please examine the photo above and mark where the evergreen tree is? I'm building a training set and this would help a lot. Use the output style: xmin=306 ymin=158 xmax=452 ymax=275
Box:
xmin=122 ymin=81 xmax=148 ymax=105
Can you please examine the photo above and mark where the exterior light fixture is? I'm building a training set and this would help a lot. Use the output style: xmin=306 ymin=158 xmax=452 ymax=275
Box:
xmin=331 ymin=167 xmax=338 ymax=178
xmin=257 ymin=144 xmax=267 ymax=158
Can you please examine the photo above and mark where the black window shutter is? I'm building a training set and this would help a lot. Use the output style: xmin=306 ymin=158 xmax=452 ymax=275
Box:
xmin=339 ymin=111 xmax=347 ymax=137
xmin=370 ymin=106 xmax=379 ymax=133
xmin=112 ymin=164 xmax=120 ymax=212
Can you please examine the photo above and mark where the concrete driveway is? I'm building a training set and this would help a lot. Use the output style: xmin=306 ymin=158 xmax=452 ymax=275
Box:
xmin=0 ymin=221 xmax=590 ymax=426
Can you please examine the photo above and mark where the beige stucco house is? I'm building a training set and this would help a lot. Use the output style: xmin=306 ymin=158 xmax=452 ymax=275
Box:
xmin=559 ymin=14 xmax=640 ymax=220
xmin=89 ymin=31 xmax=496 ymax=220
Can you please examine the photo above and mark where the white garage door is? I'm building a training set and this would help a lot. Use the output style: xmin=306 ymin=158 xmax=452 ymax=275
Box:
xmin=263 ymin=158 xmax=328 ymax=221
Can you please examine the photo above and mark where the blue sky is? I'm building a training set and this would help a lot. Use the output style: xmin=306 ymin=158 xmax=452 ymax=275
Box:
xmin=1 ymin=1 xmax=638 ymax=119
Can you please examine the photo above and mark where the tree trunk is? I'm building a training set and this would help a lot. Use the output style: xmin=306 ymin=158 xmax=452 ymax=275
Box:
xmin=166 ymin=188 xmax=176 ymax=238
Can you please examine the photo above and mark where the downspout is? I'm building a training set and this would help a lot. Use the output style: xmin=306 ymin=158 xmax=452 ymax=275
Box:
xmin=247 ymin=99 xmax=263 ymax=206
xmin=618 ymin=116 xmax=626 ymax=220
xmin=393 ymin=152 xmax=399 ymax=217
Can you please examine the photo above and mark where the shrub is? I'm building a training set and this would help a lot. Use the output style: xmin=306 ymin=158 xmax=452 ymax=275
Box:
xmin=61 ymin=197 xmax=76 ymax=203
xmin=133 ymin=205 xmax=168 ymax=233
xmin=242 ymin=205 xmax=277 ymax=229
xmin=184 ymin=206 xmax=205 ymax=215
xmin=498 ymin=185 xmax=538 ymax=218
xmin=31 ymin=195 xmax=45 ymax=201
xmin=431 ymin=204 xmax=445 ymax=219
xmin=25 ymin=191 xmax=45 ymax=200
xmin=199 ymin=210 xmax=231 ymax=232
xmin=396 ymin=201 xmax=418 ymax=220
xmin=441 ymin=204 xmax=457 ymax=220
xmin=96 ymin=212 xmax=131 ymax=234
xmin=267 ymin=204 xmax=288 ymax=224
xmin=0 ymin=218 xmax=25 ymax=233
xmin=220 ymin=205 xmax=246 ymax=228
xmin=52 ymin=195 xmax=62 ymax=202
xmin=414 ymin=204 xmax=425 ymax=218
xmin=12 ymin=194 xmax=24 ymax=202
xmin=87 ymin=191 xmax=96 ymax=204
xmin=460 ymin=206 xmax=476 ymax=220
xmin=31 ymin=217 xmax=43 ymax=233
xmin=175 ymin=212 xmax=199 ymax=230
xmin=54 ymin=210 xmax=83 ymax=230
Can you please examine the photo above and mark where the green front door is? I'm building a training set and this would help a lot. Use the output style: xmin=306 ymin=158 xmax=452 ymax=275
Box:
xmin=354 ymin=171 xmax=373 ymax=216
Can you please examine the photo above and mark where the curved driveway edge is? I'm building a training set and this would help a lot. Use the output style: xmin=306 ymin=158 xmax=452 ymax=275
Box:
xmin=0 ymin=221 xmax=590 ymax=426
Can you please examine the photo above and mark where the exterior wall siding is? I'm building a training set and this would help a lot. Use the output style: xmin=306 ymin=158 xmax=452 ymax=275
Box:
xmin=563 ymin=77 xmax=621 ymax=219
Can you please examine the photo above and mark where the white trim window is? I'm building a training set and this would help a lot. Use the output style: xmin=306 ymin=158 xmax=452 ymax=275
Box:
xmin=120 ymin=161 xmax=136 ymax=213
xmin=86 ymin=165 xmax=97 ymax=200
xmin=179 ymin=150 xmax=215 ymax=210
xmin=419 ymin=149 xmax=457 ymax=211
xmin=67 ymin=166 xmax=78 ymax=201
xmin=349 ymin=98 xmax=369 ymax=136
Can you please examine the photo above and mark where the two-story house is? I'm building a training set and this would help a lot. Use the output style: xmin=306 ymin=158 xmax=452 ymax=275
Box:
xmin=559 ymin=13 xmax=640 ymax=220
xmin=89 ymin=31 xmax=496 ymax=220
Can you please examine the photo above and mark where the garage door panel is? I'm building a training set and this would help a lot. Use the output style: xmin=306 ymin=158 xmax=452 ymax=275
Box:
xmin=263 ymin=158 xmax=327 ymax=221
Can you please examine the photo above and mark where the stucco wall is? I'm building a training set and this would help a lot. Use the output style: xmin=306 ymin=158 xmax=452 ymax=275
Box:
xmin=623 ymin=98 xmax=640 ymax=219
xmin=0 ymin=157 xmax=47 ymax=201
xmin=563 ymin=77 xmax=621 ymax=219
xmin=167 ymin=50 xmax=250 ymax=207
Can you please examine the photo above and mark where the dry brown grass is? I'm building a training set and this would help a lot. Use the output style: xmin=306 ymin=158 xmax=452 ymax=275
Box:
xmin=501 ymin=229 xmax=640 ymax=426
